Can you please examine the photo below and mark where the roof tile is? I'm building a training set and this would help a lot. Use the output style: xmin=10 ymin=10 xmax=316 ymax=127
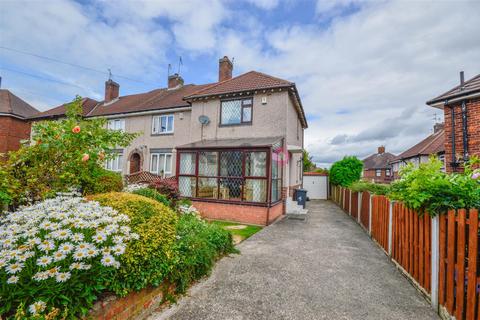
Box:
xmin=0 ymin=89 xmax=39 ymax=118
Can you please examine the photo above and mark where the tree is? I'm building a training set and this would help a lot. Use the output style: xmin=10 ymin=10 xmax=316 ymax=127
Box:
xmin=0 ymin=96 xmax=137 ymax=207
xmin=303 ymin=150 xmax=315 ymax=172
xmin=329 ymin=156 xmax=363 ymax=186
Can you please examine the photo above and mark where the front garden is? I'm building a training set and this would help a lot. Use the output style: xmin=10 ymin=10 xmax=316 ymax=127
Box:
xmin=0 ymin=98 xmax=237 ymax=319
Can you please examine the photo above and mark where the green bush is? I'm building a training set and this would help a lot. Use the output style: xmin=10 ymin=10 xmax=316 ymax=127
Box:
xmin=169 ymin=214 xmax=236 ymax=293
xmin=350 ymin=180 xmax=390 ymax=195
xmin=82 ymin=168 xmax=123 ymax=195
xmin=88 ymin=192 xmax=178 ymax=295
xmin=389 ymin=157 xmax=480 ymax=216
xmin=132 ymin=187 xmax=171 ymax=208
xmin=330 ymin=156 xmax=363 ymax=187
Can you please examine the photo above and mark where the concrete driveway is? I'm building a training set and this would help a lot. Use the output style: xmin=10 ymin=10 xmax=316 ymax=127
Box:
xmin=148 ymin=200 xmax=439 ymax=320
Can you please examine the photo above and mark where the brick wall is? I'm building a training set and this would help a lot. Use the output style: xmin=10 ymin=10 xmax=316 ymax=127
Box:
xmin=0 ymin=116 xmax=31 ymax=154
xmin=443 ymin=98 xmax=480 ymax=172
xmin=88 ymin=285 xmax=167 ymax=320
xmin=192 ymin=201 xmax=284 ymax=225
xmin=268 ymin=202 xmax=283 ymax=223
xmin=363 ymin=168 xmax=392 ymax=184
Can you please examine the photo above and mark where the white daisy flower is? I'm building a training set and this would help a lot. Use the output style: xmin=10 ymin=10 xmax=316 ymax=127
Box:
xmin=39 ymin=240 xmax=55 ymax=252
xmin=55 ymin=272 xmax=71 ymax=282
xmin=33 ymin=271 xmax=49 ymax=281
xmin=101 ymin=254 xmax=116 ymax=267
xmin=36 ymin=256 xmax=52 ymax=267
xmin=7 ymin=275 xmax=19 ymax=284
xmin=85 ymin=247 xmax=99 ymax=258
xmin=58 ymin=243 xmax=74 ymax=254
xmin=73 ymin=250 xmax=87 ymax=261
xmin=69 ymin=262 xmax=82 ymax=270
xmin=53 ymin=251 xmax=66 ymax=262
xmin=111 ymin=244 xmax=126 ymax=256
xmin=93 ymin=232 xmax=107 ymax=244
xmin=71 ymin=233 xmax=84 ymax=242
xmin=79 ymin=263 xmax=91 ymax=270
xmin=6 ymin=262 xmax=23 ymax=274
xmin=28 ymin=301 xmax=46 ymax=315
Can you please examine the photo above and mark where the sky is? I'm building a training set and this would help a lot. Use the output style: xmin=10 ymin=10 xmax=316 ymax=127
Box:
xmin=1 ymin=0 xmax=480 ymax=167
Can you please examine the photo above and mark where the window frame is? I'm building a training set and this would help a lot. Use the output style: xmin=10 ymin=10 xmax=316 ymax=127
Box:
xmin=385 ymin=168 xmax=391 ymax=176
xmin=152 ymin=114 xmax=174 ymax=135
xmin=107 ymin=118 xmax=125 ymax=131
xmin=105 ymin=152 xmax=123 ymax=172
xmin=375 ymin=169 xmax=382 ymax=177
xmin=177 ymin=147 xmax=276 ymax=205
xmin=150 ymin=152 xmax=173 ymax=177
xmin=219 ymin=97 xmax=253 ymax=126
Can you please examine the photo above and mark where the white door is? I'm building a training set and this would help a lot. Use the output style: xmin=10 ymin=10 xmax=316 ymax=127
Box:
xmin=303 ymin=175 xmax=328 ymax=200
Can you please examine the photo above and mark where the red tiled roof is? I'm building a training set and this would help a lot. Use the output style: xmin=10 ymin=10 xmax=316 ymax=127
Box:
xmin=0 ymin=89 xmax=39 ymax=119
xmin=87 ymin=84 xmax=213 ymax=117
xmin=392 ymin=129 xmax=445 ymax=162
xmin=363 ymin=152 xmax=396 ymax=169
xmin=427 ymin=74 xmax=480 ymax=106
xmin=184 ymin=71 xmax=293 ymax=99
xmin=30 ymin=98 xmax=98 ymax=120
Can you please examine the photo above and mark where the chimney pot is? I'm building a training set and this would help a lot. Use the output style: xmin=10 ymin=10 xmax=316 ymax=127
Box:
xmin=218 ymin=56 xmax=233 ymax=82
xmin=378 ymin=146 xmax=385 ymax=154
xmin=168 ymin=73 xmax=184 ymax=89
xmin=105 ymin=79 xmax=119 ymax=103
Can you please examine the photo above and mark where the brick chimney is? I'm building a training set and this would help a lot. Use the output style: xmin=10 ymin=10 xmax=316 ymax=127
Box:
xmin=168 ymin=73 xmax=184 ymax=89
xmin=378 ymin=146 xmax=385 ymax=154
xmin=434 ymin=122 xmax=445 ymax=133
xmin=105 ymin=79 xmax=119 ymax=103
xmin=218 ymin=56 xmax=233 ymax=82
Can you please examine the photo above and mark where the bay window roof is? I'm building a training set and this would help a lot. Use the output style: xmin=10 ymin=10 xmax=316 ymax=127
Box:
xmin=176 ymin=137 xmax=283 ymax=150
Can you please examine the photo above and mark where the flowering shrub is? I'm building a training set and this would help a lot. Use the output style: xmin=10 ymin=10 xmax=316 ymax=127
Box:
xmin=132 ymin=187 xmax=171 ymax=208
xmin=123 ymin=183 xmax=148 ymax=193
xmin=87 ymin=192 xmax=178 ymax=295
xmin=0 ymin=195 xmax=137 ymax=317
xmin=149 ymin=179 xmax=179 ymax=206
xmin=178 ymin=203 xmax=201 ymax=216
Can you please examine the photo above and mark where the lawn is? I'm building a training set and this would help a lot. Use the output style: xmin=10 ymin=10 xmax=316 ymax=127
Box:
xmin=210 ymin=220 xmax=262 ymax=242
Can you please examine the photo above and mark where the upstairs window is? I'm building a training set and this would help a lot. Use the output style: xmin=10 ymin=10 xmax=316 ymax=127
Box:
xmin=385 ymin=169 xmax=391 ymax=176
xmin=107 ymin=119 xmax=125 ymax=131
xmin=152 ymin=114 xmax=174 ymax=134
xmin=220 ymin=98 xmax=252 ymax=125
xmin=375 ymin=169 xmax=382 ymax=177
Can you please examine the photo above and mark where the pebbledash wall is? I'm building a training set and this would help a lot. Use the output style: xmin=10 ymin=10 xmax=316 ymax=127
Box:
xmin=0 ymin=116 xmax=32 ymax=155
xmin=443 ymin=98 xmax=480 ymax=173
xmin=192 ymin=200 xmax=284 ymax=226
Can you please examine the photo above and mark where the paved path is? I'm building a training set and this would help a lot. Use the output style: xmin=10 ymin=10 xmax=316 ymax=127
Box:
xmin=148 ymin=200 xmax=438 ymax=320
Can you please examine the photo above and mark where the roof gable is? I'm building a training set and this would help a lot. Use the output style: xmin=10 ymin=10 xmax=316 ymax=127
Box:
xmin=363 ymin=152 xmax=396 ymax=169
xmin=0 ymin=89 xmax=39 ymax=119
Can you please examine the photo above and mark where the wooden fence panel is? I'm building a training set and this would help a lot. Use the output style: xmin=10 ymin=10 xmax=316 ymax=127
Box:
xmin=351 ymin=192 xmax=359 ymax=219
xmin=390 ymin=202 xmax=431 ymax=293
xmin=360 ymin=192 xmax=370 ymax=230
xmin=371 ymin=195 xmax=389 ymax=252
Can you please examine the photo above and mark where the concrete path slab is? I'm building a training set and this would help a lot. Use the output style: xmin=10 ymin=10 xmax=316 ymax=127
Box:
xmin=148 ymin=200 xmax=439 ymax=320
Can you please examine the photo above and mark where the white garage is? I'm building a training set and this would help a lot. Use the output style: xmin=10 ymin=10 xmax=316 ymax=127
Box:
xmin=303 ymin=173 xmax=329 ymax=200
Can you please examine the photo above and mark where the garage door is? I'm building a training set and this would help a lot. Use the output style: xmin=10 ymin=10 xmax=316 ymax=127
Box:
xmin=303 ymin=174 xmax=328 ymax=200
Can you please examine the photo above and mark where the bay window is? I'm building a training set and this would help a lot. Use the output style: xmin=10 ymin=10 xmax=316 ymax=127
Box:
xmin=220 ymin=98 xmax=253 ymax=125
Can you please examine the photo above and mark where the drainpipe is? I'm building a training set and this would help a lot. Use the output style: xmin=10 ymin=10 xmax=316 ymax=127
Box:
xmin=461 ymin=100 xmax=469 ymax=161
xmin=449 ymin=104 xmax=458 ymax=171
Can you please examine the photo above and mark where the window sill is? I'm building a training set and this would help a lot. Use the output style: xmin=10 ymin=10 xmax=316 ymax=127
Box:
xmin=151 ymin=133 xmax=174 ymax=136
xmin=218 ymin=123 xmax=252 ymax=128
xmin=184 ymin=197 xmax=270 ymax=207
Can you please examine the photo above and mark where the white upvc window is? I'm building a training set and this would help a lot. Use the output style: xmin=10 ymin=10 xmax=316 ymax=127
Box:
xmin=107 ymin=119 xmax=125 ymax=131
xmin=375 ymin=169 xmax=382 ymax=177
xmin=105 ymin=153 xmax=123 ymax=172
xmin=150 ymin=153 xmax=173 ymax=176
xmin=385 ymin=169 xmax=391 ymax=176
xmin=152 ymin=114 xmax=174 ymax=134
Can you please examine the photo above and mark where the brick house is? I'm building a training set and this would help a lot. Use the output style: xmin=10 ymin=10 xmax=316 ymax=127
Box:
xmin=426 ymin=72 xmax=480 ymax=172
xmin=34 ymin=56 xmax=308 ymax=225
xmin=0 ymin=89 xmax=39 ymax=156
xmin=362 ymin=146 xmax=396 ymax=183
xmin=390 ymin=123 xmax=445 ymax=179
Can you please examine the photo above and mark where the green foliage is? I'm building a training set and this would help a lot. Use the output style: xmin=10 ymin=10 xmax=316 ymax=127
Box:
xmin=88 ymin=192 xmax=178 ymax=296
xmin=0 ymin=96 xmax=136 ymax=207
xmin=314 ymin=167 xmax=329 ymax=174
xmin=169 ymin=214 xmax=237 ymax=293
xmin=329 ymin=156 xmax=363 ymax=186
xmin=302 ymin=150 xmax=315 ymax=172
xmin=132 ymin=188 xmax=171 ymax=208
xmin=349 ymin=180 xmax=390 ymax=195
xmin=82 ymin=168 xmax=124 ymax=195
xmin=389 ymin=157 xmax=480 ymax=216
xmin=210 ymin=221 xmax=262 ymax=239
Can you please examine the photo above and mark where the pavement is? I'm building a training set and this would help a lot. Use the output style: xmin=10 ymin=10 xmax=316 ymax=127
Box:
xmin=147 ymin=200 xmax=439 ymax=320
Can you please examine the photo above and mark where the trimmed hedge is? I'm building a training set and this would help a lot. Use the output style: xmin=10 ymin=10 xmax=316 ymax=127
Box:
xmin=132 ymin=187 xmax=171 ymax=208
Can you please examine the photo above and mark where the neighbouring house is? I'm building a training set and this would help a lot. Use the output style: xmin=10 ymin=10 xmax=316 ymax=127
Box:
xmin=0 ymin=89 xmax=39 ymax=155
xmin=33 ymin=56 xmax=308 ymax=225
xmin=362 ymin=146 xmax=396 ymax=183
xmin=30 ymin=97 xmax=98 ymax=121
xmin=426 ymin=72 xmax=480 ymax=173
xmin=390 ymin=123 xmax=445 ymax=179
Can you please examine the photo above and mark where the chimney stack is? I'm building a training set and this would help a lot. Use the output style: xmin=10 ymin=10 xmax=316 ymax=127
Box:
xmin=168 ymin=73 xmax=184 ymax=89
xmin=218 ymin=56 xmax=233 ymax=82
xmin=434 ymin=122 xmax=445 ymax=133
xmin=105 ymin=79 xmax=119 ymax=103
xmin=460 ymin=71 xmax=465 ymax=90
xmin=378 ymin=146 xmax=385 ymax=154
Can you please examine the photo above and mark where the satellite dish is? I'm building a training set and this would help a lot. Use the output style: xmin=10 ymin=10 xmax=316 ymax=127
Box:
xmin=198 ymin=115 xmax=210 ymax=125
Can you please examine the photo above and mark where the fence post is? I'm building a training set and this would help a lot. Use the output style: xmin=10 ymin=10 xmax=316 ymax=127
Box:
xmin=431 ymin=216 xmax=440 ymax=311
xmin=368 ymin=194 xmax=373 ymax=235
xmin=388 ymin=201 xmax=394 ymax=256
xmin=358 ymin=192 xmax=362 ymax=223
xmin=349 ymin=190 xmax=352 ymax=215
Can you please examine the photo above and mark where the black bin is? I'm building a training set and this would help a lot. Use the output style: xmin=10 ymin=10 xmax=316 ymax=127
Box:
xmin=295 ymin=188 xmax=307 ymax=208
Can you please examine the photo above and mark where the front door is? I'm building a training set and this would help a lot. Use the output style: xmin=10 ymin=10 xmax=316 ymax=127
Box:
xmin=130 ymin=153 xmax=141 ymax=174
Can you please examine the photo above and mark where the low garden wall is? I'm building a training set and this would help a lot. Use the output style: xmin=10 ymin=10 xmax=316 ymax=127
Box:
xmin=331 ymin=185 xmax=480 ymax=320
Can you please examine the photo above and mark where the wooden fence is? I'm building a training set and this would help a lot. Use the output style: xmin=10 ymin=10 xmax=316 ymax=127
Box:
xmin=329 ymin=185 xmax=480 ymax=320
